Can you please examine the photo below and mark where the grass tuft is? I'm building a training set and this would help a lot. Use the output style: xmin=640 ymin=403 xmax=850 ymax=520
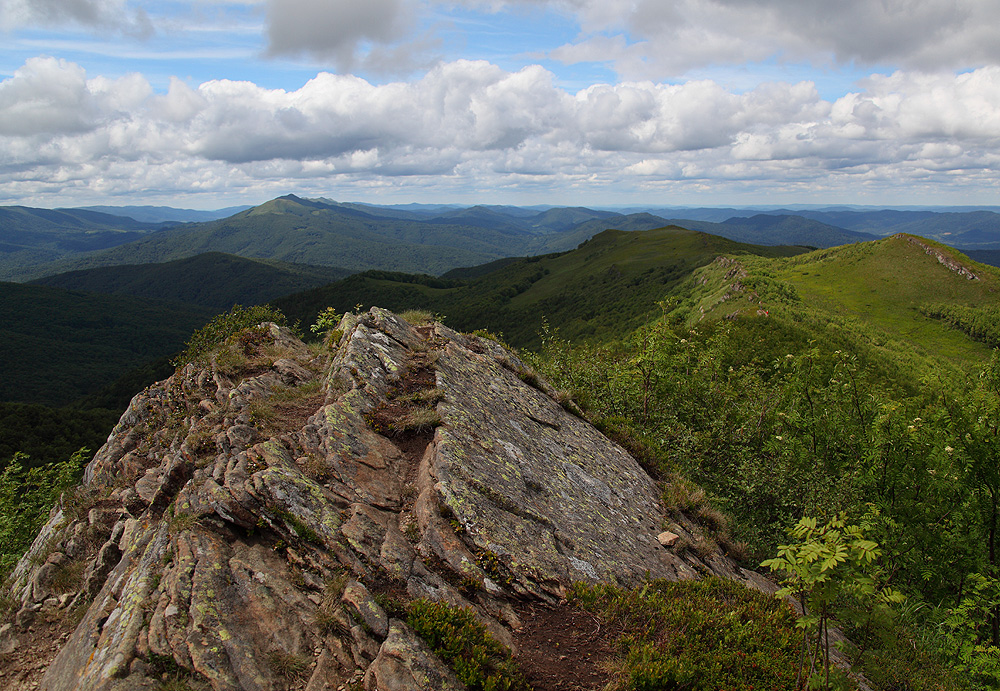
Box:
xmin=400 ymin=309 xmax=437 ymax=326
xmin=267 ymin=650 xmax=311 ymax=681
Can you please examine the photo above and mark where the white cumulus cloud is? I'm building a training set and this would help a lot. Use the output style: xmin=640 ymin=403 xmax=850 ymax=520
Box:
xmin=3 ymin=56 xmax=1000 ymax=205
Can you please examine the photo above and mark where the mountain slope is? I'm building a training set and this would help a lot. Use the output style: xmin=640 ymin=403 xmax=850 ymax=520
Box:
xmin=526 ymin=206 xmax=622 ymax=233
xmin=28 ymin=195 xmax=551 ymax=279
xmin=790 ymin=209 xmax=1000 ymax=247
xmin=77 ymin=204 xmax=251 ymax=224
xmin=534 ymin=212 xmax=671 ymax=253
xmin=277 ymin=225 xmax=809 ymax=348
xmin=0 ymin=206 xmax=166 ymax=280
xmin=683 ymin=233 xmax=1000 ymax=369
xmin=663 ymin=214 xmax=878 ymax=248
xmin=29 ymin=252 xmax=351 ymax=310
xmin=0 ymin=282 xmax=212 ymax=406
xmin=776 ymin=234 xmax=1000 ymax=363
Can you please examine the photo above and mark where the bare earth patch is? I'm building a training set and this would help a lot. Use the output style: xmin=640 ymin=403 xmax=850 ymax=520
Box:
xmin=512 ymin=602 xmax=616 ymax=691
xmin=1 ymin=611 xmax=77 ymax=690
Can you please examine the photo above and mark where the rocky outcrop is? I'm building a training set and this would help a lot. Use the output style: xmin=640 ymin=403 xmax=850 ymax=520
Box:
xmin=896 ymin=233 xmax=980 ymax=280
xmin=3 ymin=308 xmax=762 ymax=690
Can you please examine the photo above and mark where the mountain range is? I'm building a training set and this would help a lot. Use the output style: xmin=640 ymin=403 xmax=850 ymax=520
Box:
xmin=3 ymin=192 xmax=1000 ymax=410
xmin=6 ymin=195 xmax=1000 ymax=283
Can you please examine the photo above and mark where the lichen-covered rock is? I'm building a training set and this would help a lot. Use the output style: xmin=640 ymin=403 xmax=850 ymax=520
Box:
xmin=342 ymin=581 xmax=389 ymax=640
xmin=363 ymin=620 xmax=465 ymax=691
xmin=6 ymin=309 xmax=758 ymax=690
xmin=429 ymin=326 xmax=697 ymax=593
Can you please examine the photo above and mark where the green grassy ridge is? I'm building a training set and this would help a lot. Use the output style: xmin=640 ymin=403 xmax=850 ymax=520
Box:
xmin=527 ymin=240 xmax=997 ymax=689
xmin=0 ymin=281 xmax=213 ymax=406
xmin=276 ymin=226 xmax=810 ymax=348
xmin=29 ymin=252 xmax=351 ymax=310
xmin=681 ymin=235 xmax=999 ymax=371
xmin=773 ymin=235 xmax=1000 ymax=366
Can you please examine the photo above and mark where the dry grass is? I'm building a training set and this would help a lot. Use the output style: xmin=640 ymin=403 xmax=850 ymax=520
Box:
xmin=267 ymin=650 xmax=311 ymax=681
xmin=400 ymin=309 xmax=436 ymax=326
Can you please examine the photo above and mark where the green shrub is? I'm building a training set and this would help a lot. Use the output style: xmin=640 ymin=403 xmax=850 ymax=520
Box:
xmin=570 ymin=577 xmax=802 ymax=691
xmin=406 ymin=599 xmax=529 ymax=691
xmin=310 ymin=307 xmax=342 ymax=334
xmin=173 ymin=304 xmax=288 ymax=366
xmin=762 ymin=515 xmax=901 ymax=690
xmin=0 ymin=449 xmax=86 ymax=580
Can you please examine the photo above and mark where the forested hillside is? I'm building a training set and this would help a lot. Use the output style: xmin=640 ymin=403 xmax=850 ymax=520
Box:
xmin=0 ymin=206 xmax=165 ymax=280
xmin=28 ymin=195 xmax=541 ymax=278
xmin=29 ymin=252 xmax=351 ymax=310
xmin=276 ymin=226 xmax=809 ymax=348
xmin=0 ymin=282 xmax=212 ymax=406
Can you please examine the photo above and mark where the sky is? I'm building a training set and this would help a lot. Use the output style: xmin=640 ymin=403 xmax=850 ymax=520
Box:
xmin=1 ymin=0 xmax=1000 ymax=209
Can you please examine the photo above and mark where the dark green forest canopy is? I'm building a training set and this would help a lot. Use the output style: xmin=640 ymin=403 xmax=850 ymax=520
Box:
xmin=0 ymin=403 xmax=117 ymax=471
xmin=0 ymin=281 xmax=212 ymax=407
xmin=29 ymin=252 xmax=351 ymax=310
